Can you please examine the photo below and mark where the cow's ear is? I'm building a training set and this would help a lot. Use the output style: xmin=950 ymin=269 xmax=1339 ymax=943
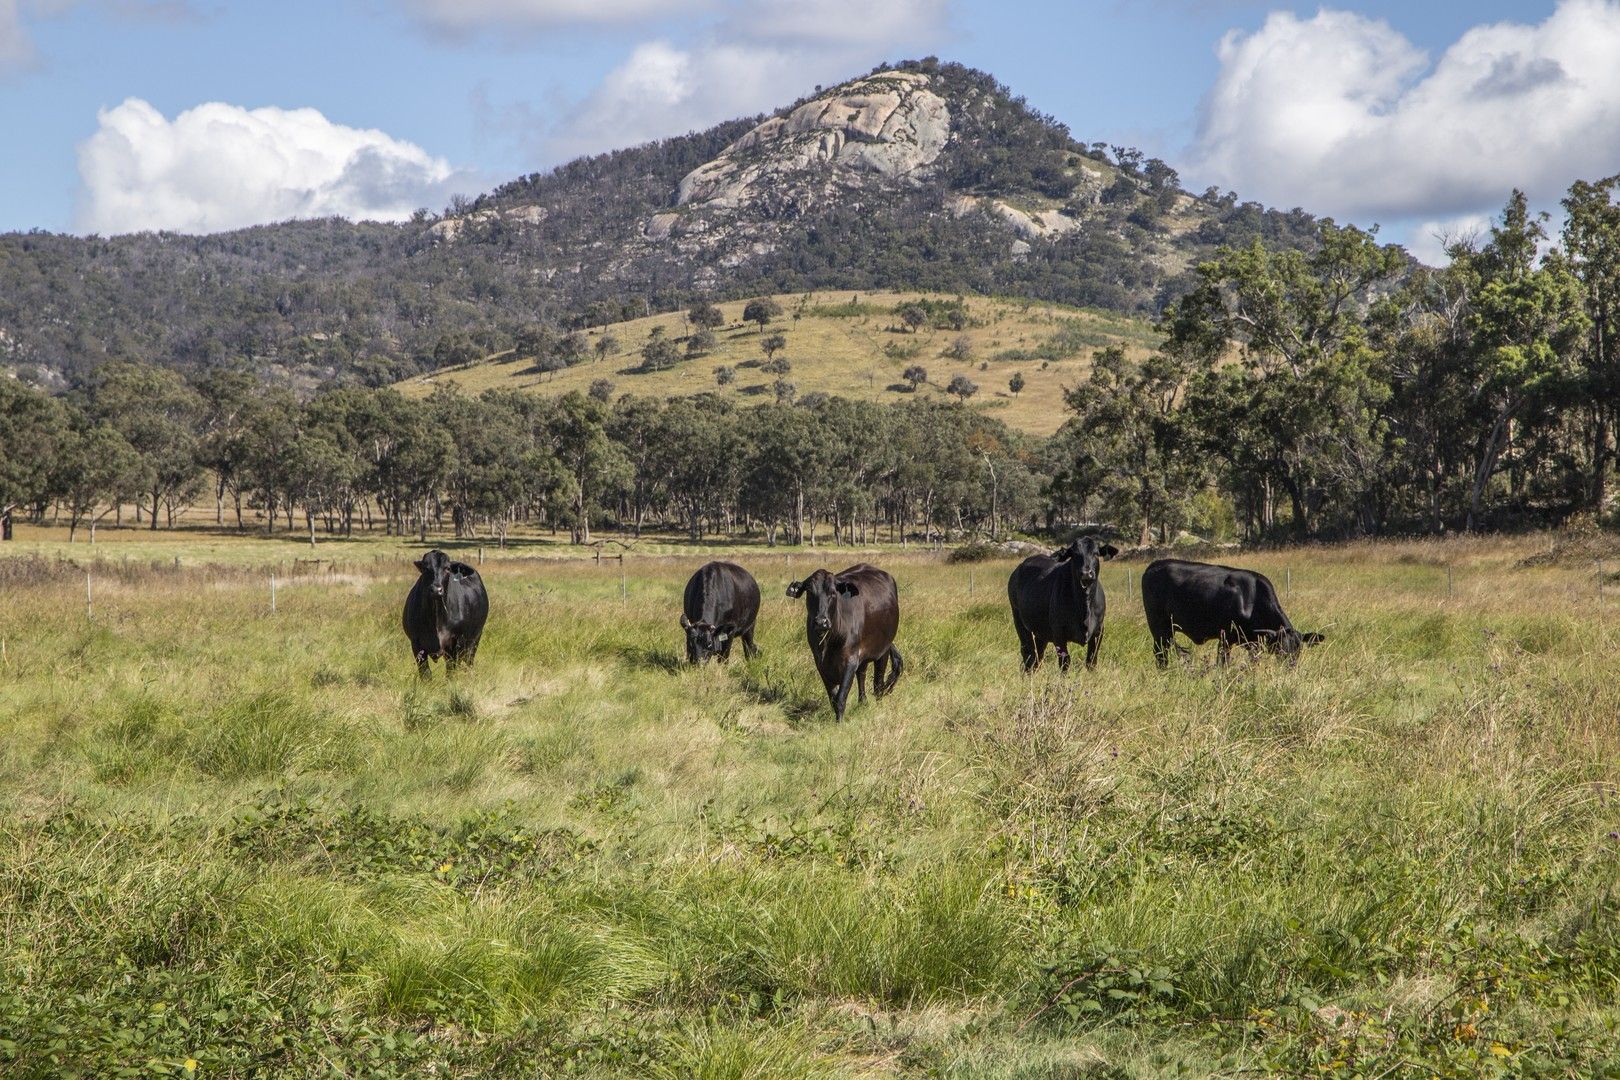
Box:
xmin=836 ymin=579 xmax=860 ymax=597
xmin=1098 ymin=543 xmax=1120 ymax=560
xmin=679 ymin=613 xmax=692 ymax=629
xmin=1302 ymin=631 xmax=1325 ymax=646
xmin=1051 ymin=546 xmax=1071 ymax=560
xmin=785 ymin=580 xmax=804 ymax=598
xmin=414 ymin=558 xmax=429 ymax=574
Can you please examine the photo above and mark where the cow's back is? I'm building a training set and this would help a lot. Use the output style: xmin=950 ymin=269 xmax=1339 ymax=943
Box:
xmin=1008 ymin=554 xmax=1066 ymax=630
xmin=686 ymin=561 xmax=760 ymax=627
xmin=1143 ymin=558 xmax=1283 ymax=643
xmin=839 ymin=563 xmax=899 ymax=651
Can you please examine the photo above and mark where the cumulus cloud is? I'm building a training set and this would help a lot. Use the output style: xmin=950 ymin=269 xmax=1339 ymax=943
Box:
xmin=540 ymin=0 xmax=947 ymax=162
xmin=76 ymin=99 xmax=473 ymax=234
xmin=1192 ymin=0 xmax=1620 ymax=223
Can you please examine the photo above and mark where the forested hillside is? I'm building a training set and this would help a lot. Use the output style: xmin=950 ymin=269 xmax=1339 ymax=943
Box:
xmin=0 ymin=59 xmax=1318 ymax=388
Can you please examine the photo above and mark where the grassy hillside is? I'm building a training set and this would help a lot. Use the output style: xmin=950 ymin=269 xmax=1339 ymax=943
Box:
xmin=2 ymin=534 xmax=1618 ymax=1075
xmin=404 ymin=291 xmax=1161 ymax=436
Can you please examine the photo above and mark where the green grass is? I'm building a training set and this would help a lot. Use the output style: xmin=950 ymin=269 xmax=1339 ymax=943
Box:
xmin=402 ymin=290 xmax=1162 ymax=436
xmin=2 ymin=535 xmax=1619 ymax=1076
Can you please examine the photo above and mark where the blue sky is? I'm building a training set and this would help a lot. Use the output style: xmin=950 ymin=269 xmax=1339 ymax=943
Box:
xmin=3 ymin=0 xmax=1610 ymax=260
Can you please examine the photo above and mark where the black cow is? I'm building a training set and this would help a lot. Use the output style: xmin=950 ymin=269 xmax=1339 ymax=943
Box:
xmin=1141 ymin=558 xmax=1323 ymax=667
xmin=785 ymin=563 xmax=903 ymax=722
xmin=402 ymin=550 xmax=489 ymax=677
xmin=1008 ymin=536 xmax=1120 ymax=671
xmin=680 ymin=560 xmax=761 ymax=664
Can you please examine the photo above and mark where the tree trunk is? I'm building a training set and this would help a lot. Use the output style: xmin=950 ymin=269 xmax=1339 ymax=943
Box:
xmin=1468 ymin=408 xmax=1515 ymax=532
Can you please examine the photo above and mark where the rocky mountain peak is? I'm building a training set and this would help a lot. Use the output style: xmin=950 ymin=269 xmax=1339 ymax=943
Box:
xmin=674 ymin=70 xmax=950 ymax=211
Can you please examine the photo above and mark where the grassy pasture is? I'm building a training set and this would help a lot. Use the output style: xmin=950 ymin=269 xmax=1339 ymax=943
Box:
xmin=402 ymin=291 xmax=1161 ymax=437
xmin=2 ymin=534 xmax=1619 ymax=1076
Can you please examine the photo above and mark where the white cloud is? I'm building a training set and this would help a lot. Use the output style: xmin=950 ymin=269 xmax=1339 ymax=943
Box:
xmin=541 ymin=0 xmax=947 ymax=162
xmin=1192 ymin=0 xmax=1620 ymax=223
xmin=401 ymin=0 xmax=707 ymax=32
xmin=1406 ymin=213 xmax=1493 ymax=267
xmin=76 ymin=98 xmax=472 ymax=234
xmin=1 ymin=0 xmax=38 ymax=71
xmin=2 ymin=0 xmax=200 ymax=74
xmin=721 ymin=0 xmax=947 ymax=47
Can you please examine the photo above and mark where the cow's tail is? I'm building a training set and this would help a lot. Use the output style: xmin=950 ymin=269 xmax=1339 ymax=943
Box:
xmin=880 ymin=645 xmax=904 ymax=695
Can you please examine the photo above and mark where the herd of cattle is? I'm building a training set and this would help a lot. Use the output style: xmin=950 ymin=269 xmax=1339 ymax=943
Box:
xmin=403 ymin=537 xmax=1324 ymax=721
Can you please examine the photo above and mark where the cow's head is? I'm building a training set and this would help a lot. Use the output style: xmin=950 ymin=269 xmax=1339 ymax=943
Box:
xmin=414 ymin=550 xmax=454 ymax=599
xmin=1053 ymin=537 xmax=1119 ymax=594
xmin=786 ymin=569 xmax=856 ymax=633
xmin=1261 ymin=627 xmax=1325 ymax=663
xmin=679 ymin=612 xmax=733 ymax=664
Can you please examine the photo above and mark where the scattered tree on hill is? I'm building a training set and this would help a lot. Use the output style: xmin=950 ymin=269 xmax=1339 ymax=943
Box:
xmin=687 ymin=329 xmax=717 ymax=357
xmin=899 ymin=303 xmax=928 ymax=333
xmin=1009 ymin=372 xmax=1025 ymax=397
xmin=943 ymin=336 xmax=973 ymax=361
xmin=715 ymin=366 xmax=735 ymax=387
xmin=594 ymin=333 xmax=618 ymax=364
xmin=588 ymin=379 xmax=616 ymax=403
xmin=947 ymin=374 xmax=979 ymax=402
xmin=761 ymin=357 xmax=792 ymax=376
xmin=903 ymin=365 xmax=929 ymax=391
xmin=743 ymin=298 xmax=783 ymax=332
xmin=761 ymin=332 xmax=787 ymax=361
xmin=773 ymin=379 xmax=796 ymax=404
xmin=688 ymin=299 xmax=725 ymax=330
xmin=640 ymin=336 xmax=681 ymax=372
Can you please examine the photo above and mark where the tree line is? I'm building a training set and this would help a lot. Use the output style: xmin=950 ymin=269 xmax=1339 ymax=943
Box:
xmin=0 ymin=369 xmax=1046 ymax=548
xmin=2 ymin=182 xmax=1616 ymax=548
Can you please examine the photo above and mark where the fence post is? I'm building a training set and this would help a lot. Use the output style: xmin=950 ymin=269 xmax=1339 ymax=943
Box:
xmin=1285 ymin=567 xmax=1291 ymax=592
xmin=86 ymin=570 xmax=92 ymax=620
xmin=271 ymin=574 xmax=277 ymax=614
xmin=1599 ymin=560 xmax=1606 ymax=611
xmin=1446 ymin=565 xmax=1453 ymax=598
xmin=478 ymin=545 xmax=483 ymax=566
xmin=620 ymin=556 xmax=626 ymax=602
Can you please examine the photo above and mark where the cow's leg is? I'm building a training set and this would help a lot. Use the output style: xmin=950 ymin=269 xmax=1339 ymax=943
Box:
xmin=856 ymin=661 xmax=868 ymax=704
xmin=872 ymin=651 xmax=889 ymax=696
xmin=1014 ymin=614 xmax=1039 ymax=672
xmin=740 ymin=628 xmax=759 ymax=660
xmin=833 ymin=660 xmax=859 ymax=722
xmin=415 ymin=650 xmax=432 ymax=679
xmin=719 ymin=637 xmax=734 ymax=662
xmin=1217 ymin=630 xmax=1231 ymax=666
xmin=1055 ymin=644 xmax=1071 ymax=673
xmin=1085 ymin=630 xmax=1102 ymax=669
xmin=1033 ymin=637 xmax=1050 ymax=669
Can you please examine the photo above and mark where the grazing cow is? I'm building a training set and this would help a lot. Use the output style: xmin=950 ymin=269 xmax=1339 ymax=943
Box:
xmin=785 ymin=563 xmax=903 ymax=721
xmin=402 ymin=550 xmax=489 ymax=677
xmin=1141 ymin=558 xmax=1323 ymax=668
xmin=1008 ymin=536 xmax=1120 ymax=671
xmin=680 ymin=560 xmax=761 ymax=664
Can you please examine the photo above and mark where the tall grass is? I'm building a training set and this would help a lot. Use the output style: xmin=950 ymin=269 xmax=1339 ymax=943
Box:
xmin=1 ymin=536 xmax=1618 ymax=1075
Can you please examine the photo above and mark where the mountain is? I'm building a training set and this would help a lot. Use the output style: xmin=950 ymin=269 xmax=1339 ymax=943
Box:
xmin=0 ymin=58 xmax=1322 ymax=389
